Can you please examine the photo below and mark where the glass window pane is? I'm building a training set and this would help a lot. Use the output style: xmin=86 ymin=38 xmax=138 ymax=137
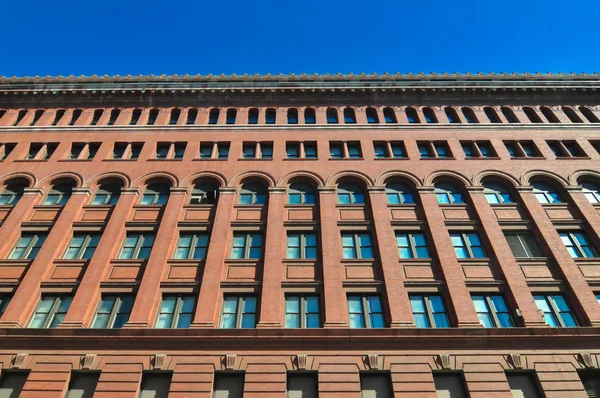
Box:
xmin=414 ymin=314 xmax=429 ymax=328
xmin=433 ymin=313 xmax=450 ymax=328
xmin=360 ymin=247 xmax=373 ymax=258
xmin=161 ymin=297 xmax=177 ymax=313
xmin=410 ymin=296 xmax=426 ymax=313
xmin=220 ymin=313 xmax=235 ymax=328
xmin=416 ymin=247 xmax=430 ymax=258
xmin=177 ymin=314 xmax=192 ymax=328
xmin=286 ymin=296 xmax=300 ymax=312
xmin=429 ymin=296 xmax=446 ymax=313
xmin=243 ymin=297 xmax=257 ymax=313
xmin=454 ymin=247 xmax=469 ymax=258
xmin=478 ymin=313 xmax=494 ymax=328
xmin=156 ymin=313 xmax=173 ymax=328
xmin=370 ymin=314 xmax=384 ymax=328
xmin=223 ymin=297 xmax=238 ymax=313
xmin=93 ymin=313 xmax=110 ymax=328
xmin=496 ymin=313 xmax=513 ymax=327
xmin=306 ymin=314 xmax=320 ymax=328
xmin=472 ymin=296 xmax=487 ymax=312
xmin=560 ymin=313 xmax=577 ymax=327
xmin=285 ymin=314 xmax=300 ymax=328
xmin=368 ymin=296 xmax=382 ymax=312
xmin=348 ymin=296 xmax=363 ymax=313
xmin=241 ymin=314 xmax=255 ymax=328
xmin=490 ymin=296 xmax=508 ymax=312
xmin=349 ymin=313 xmax=365 ymax=328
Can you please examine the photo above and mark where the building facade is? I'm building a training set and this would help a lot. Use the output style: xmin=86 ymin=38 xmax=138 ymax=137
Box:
xmin=0 ymin=73 xmax=598 ymax=397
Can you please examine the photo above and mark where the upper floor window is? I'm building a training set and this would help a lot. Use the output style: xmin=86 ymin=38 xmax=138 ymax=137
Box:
xmin=540 ymin=107 xmax=560 ymax=123
xmin=175 ymin=233 xmax=209 ymax=259
xmin=406 ymin=107 xmax=420 ymax=123
xmin=423 ymin=107 xmax=437 ymax=123
xmin=450 ymin=232 xmax=486 ymax=259
xmin=90 ymin=109 xmax=103 ymax=125
xmin=286 ymin=141 xmax=317 ymax=159
xmin=288 ymin=183 xmax=316 ymax=205
xmin=483 ymin=182 xmax=515 ymax=204
xmin=63 ymin=233 xmax=101 ymax=260
xmin=169 ymin=108 xmax=181 ymax=125
xmin=190 ymin=182 xmax=219 ymax=205
xmin=501 ymin=107 xmax=519 ymax=123
xmin=156 ymin=295 xmax=195 ymax=328
xmin=31 ymin=110 xmax=44 ymax=126
xmin=582 ymin=181 xmax=600 ymax=203
xmin=410 ymin=294 xmax=450 ymax=328
xmin=92 ymin=294 xmax=134 ymax=328
xmin=91 ymin=183 xmax=121 ymax=205
xmin=69 ymin=142 xmax=100 ymax=160
xmin=186 ymin=109 xmax=198 ymax=125
xmin=396 ymin=232 xmax=430 ymax=259
xmin=434 ymin=182 xmax=464 ymax=204
xmin=147 ymin=109 xmax=159 ymax=125
xmin=560 ymin=232 xmax=598 ymax=258
xmin=199 ymin=141 xmax=229 ymax=159
xmin=226 ymin=108 xmax=237 ymax=124
xmin=337 ymin=182 xmax=365 ymax=205
xmin=532 ymin=181 xmax=562 ymax=204
xmin=341 ymin=232 xmax=373 ymax=259
xmin=0 ymin=183 xmax=26 ymax=206
xmin=248 ymin=108 xmax=259 ymax=124
xmin=112 ymin=142 xmax=143 ymax=160
xmin=9 ymin=232 xmax=47 ymax=260
xmin=265 ymin=108 xmax=276 ymax=124
xmin=418 ymin=141 xmax=451 ymax=159
xmin=155 ymin=142 xmax=186 ymax=160
xmin=534 ymin=294 xmax=577 ymax=327
xmin=66 ymin=109 xmax=81 ymax=125
xmin=386 ymin=182 xmax=414 ymax=204
xmin=326 ymin=108 xmax=339 ymax=124
xmin=547 ymin=140 xmax=585 ymax=158
xmin=287 ymin=108 xmax=298 ymax=124
xmin=140 ymin=183 xmax=169 ymax=205
xmin=462 ymin=107 xmax=478 ymax=123
xmin=220 ymin=295 xmax=257 ymax=328
xmin=304 ymin=108 xmax=316 ymax=124
xmin=472 ymin=294 xmax=513 ymax=328
xmin=523 ymin=107 xmax=542 ymax=123
xmin=107 ymin=109 xmax=120 ymax=125
xmin=0 ymin=143 xmax=15 ymax=161
xmin=461 ymin=141 xmax=495 ymax=159
xmin=484 ymin=107 xmax=501 ymax=123
xmin=348 ymin=295 xmax=384 ymax=328
xmin=13 ymin=109 xmax=27 ymax=126
xmin=239 ymin=183 xmax=267 ymax=205
xmin=343 ymin=108 xmax=356 ymax=124
xmin=505 ymin=140 xmax=542 ymax=159
xmin=374 ymin=141 xmax=406 ymax=159
xmin=287 ymin=232 xmax=317 ymax=259
xmin=445 ymin=107 xmax=460 ymax=123
xmin=230 ymin=233 xmax=263 ymax=259
xmin=118 ymin=232 xmax=155 ymax=260
xmin=366 ymin=108 xmax=379 ymax=123
xmin=505 ymin=232 xmax=543 ymax=258
xmin=51 ymin=110 xmax=65 ymax=126
xmin=208 ymin=108 xmax=220 ymax=124
xmin=285 ymin=295 xmax=320 ymax=328
xmin=26 ymin=142 xmax=58 ymax=160
xmin=42 ymin=183 xmax=73 ymax=206
xmin=580 ymin=106 xmax=600 ymax=123
xmin=383 ymin=107 xmax=397 ymax=123
xmin=242 ymin=142 xmax=272 ymax=159
xmin=28 ymin=295 xmax=72 ymax=328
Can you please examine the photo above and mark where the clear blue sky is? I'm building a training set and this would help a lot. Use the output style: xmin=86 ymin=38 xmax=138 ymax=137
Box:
xmin=1 ymin=0 xmax=599 ymax=76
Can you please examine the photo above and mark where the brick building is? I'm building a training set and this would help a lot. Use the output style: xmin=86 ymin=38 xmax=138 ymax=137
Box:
xmin=0 ymin=73 xmax=598 ymax=397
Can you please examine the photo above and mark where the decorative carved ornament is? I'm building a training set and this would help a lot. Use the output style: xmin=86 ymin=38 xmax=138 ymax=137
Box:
xmin=579 ymin=352 xmax=596 ymax=368
xmin=508 ymin=353 xmax=523 ymax=369
xmin=225 ymin=354 xmax=236 ymax=370
xmin=295 ymin=354 xmax=307 ymax=370
xmin=367 ymin=354 xmax=379 ymax=370
xmin=152 ymin=354 xmax=167 ymax=370
xmin=11 ymin=353 xmax=27 ymax=369
xmin=81 ymin=353 xmax=96 ymax=369
xmin=437 ymin=354 xmax=451 ymax=370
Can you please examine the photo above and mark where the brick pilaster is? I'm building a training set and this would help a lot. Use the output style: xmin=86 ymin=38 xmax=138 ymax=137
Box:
xmin=0 ymin=188 xmax=42 ymax=258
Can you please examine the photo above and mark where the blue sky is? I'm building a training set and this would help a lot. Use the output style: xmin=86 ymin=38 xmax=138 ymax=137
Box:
xmin=1 ymin=0 xmax=599 ymax=76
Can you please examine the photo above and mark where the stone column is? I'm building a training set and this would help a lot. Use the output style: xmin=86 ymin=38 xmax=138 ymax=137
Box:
xmin=0 ymin=188 xmax=42 ymax=258
xmin=124 ymin=187 xmax=188 ymax=328
xmin=319 ymin=186 xmax=347 ymax=327
xmin=368 ymin=186 xmax=414 ymax=327
xmin=418 ymin=188 xmax=481 ymax=327
xmin=191 ymin=187 xmax=236 ymax=328
xmin=257 ymin=187 xmax=286 ymax=327
xmin=0 ymin=188 xmax=91 ymax=328
xmin=58 ymin=188 xmax=139 ymax=328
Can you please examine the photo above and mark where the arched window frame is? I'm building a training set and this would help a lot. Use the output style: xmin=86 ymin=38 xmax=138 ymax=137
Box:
xmin=239 ymin=183 xmax=267 ymax=205
xmin=434 ymin=182 xmax=465 ymax=204
xmin=343 ymin=108 xmax=356 ymax=124
xmin=484 ymin=107 xmax=501 ymax=123
xmin=581 ymin=181 xmax=600 ymax=204
xmin=423 ymin=108 xmax=438 ymax=123
xmin=337 ymin=182 xmax=365 ymax=205
xmin=91 ymin=183 xmax=121 ymax=205
xmin=287 ymin=109 xmax=299 ymax=124
xmin=304 ymin=108 xmax=316 ymax=124
xmin=405 ymin=107 xmax=420 ymax=123
xmin=383 ymin=107 xmax=397 ymax=123
xmin=483 ymin=182 xmax=515 ymax=204
xmin=365 ymin=108 xmax=379 ymax=124
xmin=248 ymin=108 xmax=259 ymax=124
xmin=147 ymin=109 xmax=159 ymax=125
xmin=445 ymin=107 xmax=461 ymax=123
xmin=226 ymin=108 xmax=237 ymax=125
xmin=169 ymin=109 xmax=181 ymax=125
xmin=532 ymin=181 xmax=563 ymax=204
xmin=140 ymin=183 xmax=170 ymax=205
xmin=42 ymin=183 xmax=74 ymax=206
xmin=385 ymin=182 xmax=415 ymax=205
xmin=579 ymin=107 xmax=600 ymax=123
xmin=288 ymin=183 xmax=316 ymax=205
xmin=523 ymin=107 xmax=542 ymax=123
xmin=540 ymin=107 xmax=560 ymax=123
xmin=562 ymin=107 xmax=583 ymax=123
xmin=190 ymin=182 xmax=219 ymax=205
xmin=0 ymin=183 xmax=26 ymax=206
xmin=265 ymin=108 xmax=276 ymax=124
xmin=326 ymin=108 xmax=339 ymax=124
xmin=462 ymin=107 xmax=478 ymax=123
xmin=208 ymin=109 xmax=220 ymax=125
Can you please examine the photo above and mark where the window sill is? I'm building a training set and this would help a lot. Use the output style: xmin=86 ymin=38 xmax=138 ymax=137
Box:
xmin=341 ymin=258 xmax=375 ymax=263
xmin=167 ymin=258 xmax=205 ymax=265
xmin=82 ymin=204 xmax=114 ymax=210
xmin=53 ymin=259 xmax=89 ymax=265
xmin=374 ymin=157 xmax=409 ymax=160
xmin=110 ymin=259 xmax=147 ymax=265
xmin=336 ymin=204 xmax=366 ymax=208
xmin=238 ymin=158 xmax=274 ymax=161
xmin=33 ymin=205 xmax=63 ymax=210
xmin=133 ymin=204 xmax=165 ymax=209
xmin=515 ymin=257 xmax=548 ymax=263
xmin=464 ymin=156 xmax=501 ymax=160
xmin=234 ymin=204 xmax=265 ymax=209
xmin=554 ymin=156 xmax=592 ymax=160
xmin=457 ymin=258 xmax=490 ymax=264
xmin=147 ymin=158 xmax=183 ymax=162
xmin=225 ymin=258 xmax=261 ymax=264
xmin=283 ymin=258 xmax=318 ymax=264
xmin=419 ymin=157 xmax=456 ymax=160
xmin=58 ymin=159 xmax=94 ymax=162
xmin=510 ymin=157 xmax=546 ymax=160
xmin=192 ymin=158 xmax=229 ymax=161
xmin=103 ymin=158 xmax=138 ymax=162
xmin=14 ymin=159 xmax=48 ymax=163
xmin=0 ymin=259 xmax=33 ymax=266
xmin=183 ymin=204 xmax=215 ymax=209
xmin=329 ymin=157 xmax=364 ymax=161
xmin=283 ymin=158 xmax=319 ymax=161
xmin=398 ymin=258 xmax=433 ymax=264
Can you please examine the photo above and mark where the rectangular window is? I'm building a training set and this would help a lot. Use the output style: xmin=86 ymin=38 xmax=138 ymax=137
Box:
xmin=139 ymin=372 xmax=172 ymax=398
xmin=199 ymin=143 xmax=213 ymax=159
xmin=26 ymin=143 xmax=57 ymax=160
xmin=505 ymin=232 xmax=543 ymax=258
xmin=450 ymin=232 xmax=486 ymax=258
xmin=260 ymin=142 xmax=273 ymax=159
xmin=360 ymin=373 xmax=392 ymax=398
xmin=9 ymin=232 xmax=47 ymax=260
xmin=330 ymin=141 xmax=362 ymax=159
xmin=213 ymin=373 xmax=244 ymax=398
xmin=0 ymin=143 xmax=16 ymax=161
xmin=70 ymin=143 xmax=85 ymax=159
xmin=92 ymin=294 xmax=134 ymax=329
xmin=28 ymin=295 xmax=72 ymax=328
xmin=347 ymin=142 xmax=362 ymax=158
xmin=396 ymin=232 xmax=430 ymax=259
xmin=286 ymin=142 xmax=300 ymax=159
xmin=506 ymin=372 xmax=543 ymax=398
xmin=112 ymin=142 xmax=143 ymax=160
xmin=504 ymin=140 xmax=541 ymax=158
xmin=174 ymin=233 xmax=209 ymax=259
xmin=434 ymin=142 xmax=450 ymax=158
xmin=154 ymin=142 xmax=186 ymax=160
xmin=329 ymin=142 xmax=343 ymax=159
xmin=63 ymin=233 xmax=101 ymax=260
xmin=66 ymin=371 xmax=100 ymax=398
xmin=220 ymin=295 xmax=257 ymax=328
xmin=0 ymin=295 xmax=11 ymax=319
xmin=285 ymin=295 xmax=320 ymax=328
xmin=287 ymin=373 xmax=318 ymax=398
xmin=156 ymin=295 xmax=195 ymax=328
xmin=347 ymin=295 xmax=384 ymax=328
xmin=199 ymin=142 xmax=229 ymax=159
xmin=0 ymin=371 xmax=29 ymax=398
xmin=242 ymin=142 xmax=272 ymax=159
xmin=461 ymin=141 xmax=495 ymax=158
xmin=373 ymin=141 xmax=406 ymax=159
xmin=286 ymin=233 xmax=317 ymax=259
xmin=173 ymin=143 xmax=186 ymax=159
xmin=230 ymin=233 xmax=263 ymax=259
xmin=433 ymin=372 xmax=468 ymax=398
xmin=341 ymin=232 xmax=373 ymax=259
xmin=417 ymin=141 xmax=451 ymax=159
xmin=242 ymin=143 xmax=256 ymax=158
xmin=409 ymin=294 xmax=450 ymax=328
xmin=579 ymin=370 xmax=600 ymax=398
xmin=534 ymin=294 xmax=577 ymax=327
xmin=284 ymin=141 xmax=317 ymax=159
xmin=118 ymin=232 xmax=155 ymax=260
xmin=560 ymin=231 xmax=598 ymax=258
xmin=390 ymin=142 xmax=406 ymax=158
xmin=547 ymin=140 xmax=585 ymax=158
xmin=304 ymin=142 xmax=317 ymax=158
xmin=155 ymin=143 xmax=170 ymax=159
xmin=472 ymin=294 xmax=513 ymax=328
xmin=69 ymin=143 xmax=100 ymax=160
xmin=374 ymin=142 xmax=387 ymax=159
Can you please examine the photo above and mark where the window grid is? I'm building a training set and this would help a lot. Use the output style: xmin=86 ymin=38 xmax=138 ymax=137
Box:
xmin=560 ymin=232 xmax=598 ymax=258
xmin=286 ymin=141 xmax=318 ymax=159
xmin=385 ymin=183 xmax=415 ymax=204
xmin=9 ymin=233 xmax=46 ymax=260
xmin=396 ymin=232 xmax=430 ymax=259
xmin=63 ymin=233 xmax=101 ymax=260
xmin=220 ymin=295 xmax=257 ymax=328
xmin=450 ymin=232 xmax=486 ymax=259
xmin=285 ymin=295 xmax=320 ymax=328
xmin=175 ymin=233 xmax=209 ymax=259
xmin=118 ymin=233 xmax=155 ymax=260
xmin=156 ymin=295 xmax=195 ymax=328
xmin=504 ymin=140 xmax=541 ymax=159
xmin=374 ymin=141 xmax=406 ymax=159
xmin=330 ymin=141 xmax=362 ymax=159
xmin=28 ymin=295 xmax=72 ymax=328
xmin=534 ymin=294 xmax=577 ymax=327
xmin=347 ymin=295 xmax=384 ymax=328
xmin=410 ymin=294 xmax=450 ymax=328
xmin=505 ymin=232 xmax=543 ymax=258
xmin=548 ymin=140 xmax=584 ymax=158
xmin=92 ymin=295 xmax=134 ymax=328
xmin=461 ymin=141 xmax=494 ymax=159
xmin=286 ymin=233 xmax=317 ymax=259
xmin=230 ymin=233 xmax=263 ymax=259
xmin=418 ymin=141 xmax=451 ymax=159
xmin=341 ymin=232 xmax=373 ymax=259
xmin=242 ymin=142 xmax=273 ymax=159
xmin=472 ymin=294 xmax=514 ymax=328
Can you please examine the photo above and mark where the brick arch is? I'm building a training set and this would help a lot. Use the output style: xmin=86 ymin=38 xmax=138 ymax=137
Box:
xmin=326 ymin=170 xmax=374 ymax=187
xmin=423 ymin=170 xmax=472 ymax=187
xmin=278 ymin=170 xmax=325 ymax=187
xmin=473 ymin=170 xmax=521 ymax=187
xmin=181 ymin=171 xmax=227 ymax=189
xmin=37 ymin=172 xmax=84 ymax=190
xmin=375 ymin=170 xmax=422 ymax=188
xmin=84 ymin=172 xmax=131 ymax=189
xmin=132 ymin=172 xmax=179 ymax=188
xmin=0 ymin=172 xmax=36 ymax=188
xmin=569 ymin=169 xmax=600 ymax=186
xmin=229 ymin=171 xmax=276 ymax=188
xmin=521 ymin=170 xmax=568 ymax=187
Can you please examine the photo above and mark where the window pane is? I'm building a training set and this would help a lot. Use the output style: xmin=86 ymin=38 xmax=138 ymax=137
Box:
xmin=414 ymin=313 xmax=429 ymax=328
xmin=349 ymin=313 xmax=365 ymax=328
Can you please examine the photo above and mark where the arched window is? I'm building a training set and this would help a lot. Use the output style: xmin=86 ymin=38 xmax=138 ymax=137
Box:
xmin=445 ymin=107 xmax=460 ymax=123
xmin=483 ymin=182 xmax=515 ymax=204
xmin=91 ymin=183 xmax=121 ymax=205
xmin=287 ymin=108 xmax=298 ymax=124
xmin=540 ymin=107 xmax=559 ymax=123
xmin=42 ymin=183 xmax=74 ymax=206
xmin=581 ymin=181 xmax=600 ymax=203
xmin=385 ymin=182 xmax=415 ymax=204
xmin=90 ymin=109 xmax=103 ymax=126
xmin=523 ymin=107 xmax=542 ymax=123
xmin=0 ymin=183 xmax=27 ymax=205
xmin=147 ymin=109 xmax=159 ymax=125
xmin=304 ymin=108 xmax=316 ymax=124
xmin=140 ymin=183 xmax=170 ymax=205
xmin=462 ymin=108 xmax=478 ymax=123
xmin=190 ymin=182 xmax=219 ymax=205
xmin=52 ymin=110 xmax=65 ymax=126
xmin=108 ymin=109 xmax=120 ymax=125
xmin=14 ymin=110 xmax=27 ymax=126
xmin=343 ymin=108 xmax=356 ymax=124
xmin=239 ymin=183 xmax=267 ymax=205
xmin=366 ymin=108 xmax=379 ymax=124
xmin=434 ymin=182 xmax=464 ymax=204
xmin=532 ymin=181 xmax=562 ymax=204
xmin=0 ymin=110 xmax=6 ymax=123
xmin=423 ymin=108 xmax=437 ymax=123
xmin=265 ymin=108 xmax=276 ymax=124
xmin=31 ymin=110 xmax=45 ymax=126
xmin=170 ymin=109 xmax=181 ymax=125
xmin=187 ymin=109 xmax=198 ymax=125
xmin=406 ymin=107 xmax=420 ymax=123
xmin=226 ymin=108 xmax=237 ymax=124
xmin=383 ymin=108 xmax=397 ymax=123
xmin=501 ymin=107 xmax=519 ymax=123
xmin=69 ymin=110 xmax=82 ymax=126
xmin=484 ymin=107 xmax=501 ymax=123
xmin=562 ymin=107 xmax=582 ymax=123
xmin=288 ymin=183 xmax=316 ymax=205
xmin=326 ymin=108 xmax=338 ymax=124
xmin=208 ymin=108 xmax=220 ymax=124
xmin=579 ymin=107 xmax=600 ymax=123
xmin=130 ymin=109 xmax=142 ymax=125
xmin=337 ymin=182 xmax=365 ymax=205
xmin=248 ymin=108 xmax=259 ymax=124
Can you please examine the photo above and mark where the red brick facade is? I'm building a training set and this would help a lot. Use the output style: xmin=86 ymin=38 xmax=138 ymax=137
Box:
xmin=0 ymin=73 xmax=598 ymax=396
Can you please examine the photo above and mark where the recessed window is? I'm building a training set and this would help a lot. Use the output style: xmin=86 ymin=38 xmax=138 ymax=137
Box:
xmin=462 ymin=107 xmax=478 ymax=123
xmin=505 ymin=140 xmax=542 ymax=159
xmin=445 ymin=107 xmax=461 ymax=123
xmin=265 ymin=108 xmax=276 ymax=124
xmin=579 ymin=370 xmax=600 ymax=397
xmin=285 ymin=295 xmax=320 ymax=328
xmin=406 ymin=107 xmax=420 ymax=123
xmin=410 ymin=294 xmax=450 ymax=328
xmin=190 ymin=182 xmax=219 ymax=205
xmin=582 ymin=181 xmax=600 ymax=203
xmin=26 ymin=142 xmax=58 ymax=160
xmin=169 ymin=108 xmax=181 ymax=125
xmin=360 ymin=373 xmax=393 ymax=398
xmin=343 ymin=108 xmax=356 ymax=124
xmin=239 ymin=183 xmax=267 ymax=205
xmin=248 ymin=108 xmax=259 ymax=124
xmin=285 ymin=141 xmax=317 ymax=160
xmin=501 ymin=107 xmax=519 ymax=123
xmin=304 ymin=108 xmax=316 ymax=124
xmin=348 ymin=295 xmax=384 ymax=328
xmin=156 ymin=295 xmax=195 ymax=328
xmin=28 ymin=295 xmax=72 ymax=328
xmin=560 ymin=231 xmax=597 ymax=258
xmin=118 ymin=232 xmax=155 ymax=260
xmin=63 ymin=233 xmax=101 ymax=260
xmin=472 ymin=294 xmax=513 ymax=327
xmin=287 ymin=373 xmax=318 ymax=397
xmin=547 ymin=140 xmax=585 ymax=158
xmin=208 ymin=108 xmax=220 ymax=124
xmin=66 ymin=371 xmax=100 ymax=398
xmin=396 ymin=232 xmax=430 ymax=259
xmin=484 ymin=107 xmax=501 ymax=123
xmin=580 ymin=106 xmax=600 ymax=123
xmin=505 ymin=232 xmax=543 ymax=258
xmin=130 ymin=109 xmax=141 ymax=125
xmin=9 ymin=232 xmax=47 ymax=260
xmin=386 ymin=182 xmax=414 ymax=204
xmin=32 ymin=109 xmax=45 ymax=126
xmin=326 ymin=108 xmax=339 ymax=124
xmin=213 ymin=373 xmax=244 ymax=398
xmin=418 ymin=141 xmax=451 ymax=159
xmin=140 ymin=183 xmax=170 ymax=205
xmin=329 ymin=141 xmax=362 ymax=159
xmin=0 ymin=182 xmax=26 ymax=205
xmin=42 ymin=183 xmax=73 ymax=206
xmin=532 ymin=181 xmax=562 ymax=204
xmin=534 ymin=294 xmax=577 ymax=327
xmin=139 ymin=372 xmax=172 ymax=398
xmin=91 ymin=183 xmax=121 ymax=205
xmin=423 ymin=107 xmax=438 ymax=123
xmin=175 ymin=233 xmax=209 ymax=259
xmin=523 ymin=107 xmax=543 ymax=123
xmin=90 ymin=109 xmax=103 ymax=126
xmin=13 ymin=110 xmax=27 ymax=126
xmin=186 ymin=109 xmax=198 ymax=125
xmin=366 ymin=107 xmax=379 ymax=123
xmin=434 ymin=182 xmax=464 ymax=204
xmin=483 ymin=182 xmax=514 ymax=204
xmin=383 ymin=107 xmax=397 ymax=123
xmin=0 ymin=371 xmax=29 ymax=397
xmin=220 ymin=295 xmax=257 ymax=328
xmin=226 ymin=108 xmax=237 ymax=124
xmin=374 ymin=141 xmax=406 ymax=159
xmin=92 ymin=295 xmax=134 ymax=328
xmin=506 ymin=372 xmax=543 ymax=398
xmin=154 ymin=142 xmax=186 ymax=160
xmin=230 ymin=233 xmax=263 ymax=259
xmin=450 ymin=232 xmax=486 ymax=259
xmin=341 ymin=232 xmax=373 ymax=259
xmin=242 ymin=142 xmax=272 ymax=159
xmin=337 ymin=182 xmax=365 ymax=205
xmin=69 ymin=109 xmax=82 ymax=126
xmin=107 ymin=109 xmax=120 ymax=125
xmin=199 ymin=142 xmax=229 ymax=159
xmin=288 ymin=183 xmax=316 ymax=205
xmin=0 ymin=143 xmax=15 ymax=161
xmin=147 ymin=109 xmax=159 ymax=125
xmin=433 ymin=372 xmax=469 ymax=398
xmin=69 ymin=142 xmax=100 ymax=160
xmin=112 ymin=142 xmax=143 ymax=160
xmin=287 ymin=232 xmax=317 ymax=259
xmin=287 ymin=108 xmax=298 ymax=124
xmin=461 ymin=141 xmax=495 ymax=158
